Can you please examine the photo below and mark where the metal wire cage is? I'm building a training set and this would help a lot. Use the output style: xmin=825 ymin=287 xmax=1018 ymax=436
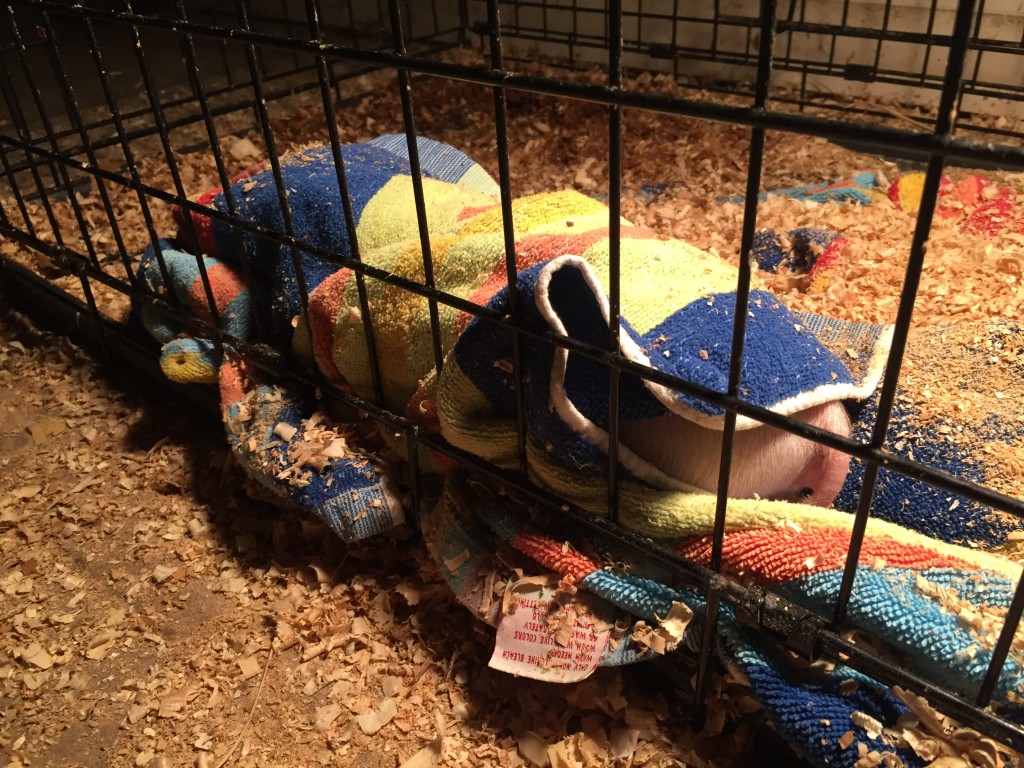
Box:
xmin=468 ymin=0 xmax=1024 ymax=150
xmin=1 ymin=0 xmax=1023 ymax=761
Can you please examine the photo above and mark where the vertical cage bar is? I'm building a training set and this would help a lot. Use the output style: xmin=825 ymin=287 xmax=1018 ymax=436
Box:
xmin=824 ymin=1 xmax=844 ymax=87
xmin=711 ymin=0 xmax=776 ymax=573
xmin=306 ymin=0 xmax=385 ymax=407
xmin=831 ymin=0 xmax=978 ymax=629
xmin=235 ymin=0 xmax=316 ymax=356
xmin=169 ymin=0 xmax=264 ymax=340
xmin=168 ymin=5 xmax=236 ymax=335
xmin=403 ymin=0 xmax=415 ymax=45
xmin=976 ymin=573 xmax=1024 ymax=706
xmin=37 ymin=10 xmax=132 ymax=277
xmin=457 ymin=0 xmax=469 ymax=46
xmin=485 ymin=0 xmax=529 ymax=477
xmin=708 ymin=0 xmax=719 ymax=61
xmin=125 ymin=2 xmax=215 ymax=319
xmin=960 ymin=0 xmax=986 ymax=114
xmin=0 ymin=138 xmax=38 ymax=239
xmin=871 ymin=0 xmax=894 ymax=75
xmin=693 ymin=0 xmax=778 ymax=721
xmin=781 ymin=0 xmax=796 ymax=67
xmin=219 ymin=37 xmax=236 ymax=90
xmin=80 ymin=17 xmax=164 ymax=287
xmin=670 ymin=0 xmax=680 ymax=81
xmin=281 ymin=0 xmax=302 ymax=72
xmin=0 ymin=141 xmax=12 ymax=226
xmin=387 ymin=0 xmax=445 ymax=378
xmin=5 ymin=8 xmax=96 ymax=262
xmin=606 ymin=0 xmax=623 ymax=523
xmin=919 ymin=1 xmax=940 ymax=87
xmin=0 ymin=74 xmax=61 ymax=246
xmin=0 ymin=45 xmax=36 ymax=236
xmin=834 ymin=0 xmax=854 ymax=107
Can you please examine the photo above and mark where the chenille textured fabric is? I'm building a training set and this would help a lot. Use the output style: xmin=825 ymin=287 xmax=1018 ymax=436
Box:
xmin=133 ymin=137 xmax=1024 ymax=767
xmin=888 ymin=171 xmax=1024 ymax=237
xmin=424 ymin=471 xmax=1022 ymax=768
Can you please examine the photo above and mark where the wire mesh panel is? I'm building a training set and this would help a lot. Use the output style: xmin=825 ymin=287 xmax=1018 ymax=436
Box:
xmin=467 ymin=0 xmax=1024 ymax=145
xmin=1 ymin=0 xmax=1024 ymax=765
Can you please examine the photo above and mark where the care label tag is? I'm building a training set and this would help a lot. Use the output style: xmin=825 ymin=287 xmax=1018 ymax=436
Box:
xmin=488 ymin=579 xmax=612 ymax=683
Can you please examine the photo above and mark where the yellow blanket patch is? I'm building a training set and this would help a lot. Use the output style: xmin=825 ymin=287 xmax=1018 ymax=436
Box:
xmin=357 ymin=175 xmax=497 ymax=254
xmin=579 ymin=236 xmax=754 ymax=335
xmin=456 ymin=189 xmax=609 ymax=239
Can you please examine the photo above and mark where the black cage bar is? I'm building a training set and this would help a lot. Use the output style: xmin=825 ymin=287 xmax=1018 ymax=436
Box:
xmin=469 ymin=0 xmax=1024 ymax=149
xmin=2 ymin=0 xmax=1024 ymax=762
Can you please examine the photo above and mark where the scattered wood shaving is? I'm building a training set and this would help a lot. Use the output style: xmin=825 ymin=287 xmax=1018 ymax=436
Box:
xmin=2 ymin=48 xmax=1021 ymax=768
xmin=517 ymin=731 xmax=550 ymax=767
xmin=357 ymin=698 xmax=399 ymax=735
xmin=443 ymin=549 xmax=470 ymax=574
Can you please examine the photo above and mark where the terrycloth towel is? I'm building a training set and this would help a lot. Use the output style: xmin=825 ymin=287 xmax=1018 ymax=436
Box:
xmin=425 ymin=471 xmax=1023 ymax=768
xmin=135 ymin=135 xmax=500 ymax=540
xmin=217 ymin=353 xmax=405 ymax=541
xmin=752 ymin=227 xmax=848 ymax=292
xmin=132 ymin=137 xmax=1024 ymax=767
xmin=170 ymin=136 xmax=499 ymax=350
xmin=132 ymin=236 xmax=409 ymax=541
xmin=722 ymin=172 xmax=882 ymax=206
xmin=888 ymin=172 xmax=1024 ymax=237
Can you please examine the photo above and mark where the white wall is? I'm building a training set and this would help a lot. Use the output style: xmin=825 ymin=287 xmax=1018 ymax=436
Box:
xmin=477 ymin=0 xmax=1024 ymax=119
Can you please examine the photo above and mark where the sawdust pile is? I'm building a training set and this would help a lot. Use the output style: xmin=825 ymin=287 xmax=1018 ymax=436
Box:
xmin=893 ymin=322 xmax=1024 ymax=505
xmin=0 ymin=310 xmax=765 ymax=767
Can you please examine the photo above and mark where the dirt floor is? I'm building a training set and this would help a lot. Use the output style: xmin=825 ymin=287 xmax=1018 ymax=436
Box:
xmin=0 ymin=308 xmax=765 ymax=767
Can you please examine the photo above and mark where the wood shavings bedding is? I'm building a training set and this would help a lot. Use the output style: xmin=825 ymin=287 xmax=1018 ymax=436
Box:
xmin=2 ymin=50 xmax=1023 ymax=768
xmin=5 ymin=61 xmax=1022 ymax=332
xmin=0 ymin=308 xmax=765 ymax=767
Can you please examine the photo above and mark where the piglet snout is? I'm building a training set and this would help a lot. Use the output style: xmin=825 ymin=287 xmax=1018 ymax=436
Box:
xmin=772 ymin=402 xmax=852 ymax=507
xmin=619 ymin=401 xmax=852 ymax=507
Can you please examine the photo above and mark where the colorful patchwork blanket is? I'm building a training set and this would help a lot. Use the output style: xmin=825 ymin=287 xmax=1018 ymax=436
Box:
xmin=133 ymin=136 xmax=1024 ymax=767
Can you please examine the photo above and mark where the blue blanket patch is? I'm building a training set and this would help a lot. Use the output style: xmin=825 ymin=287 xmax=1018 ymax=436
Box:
xmin=368 ymin=134 xmax=488 ymax=189
xmin=207 ymin=144 xmax=416 ymax=275
xmin=836 ymin=395 xmax=1019 ymax=547
xmin=776 ymin=568 xmax=1022 ymax=700
xmin=720 ymin=172 xmax=880 ymax=205
xmin=224 ymin=388 xmax=398 ymax=542
xmin=200 ymin=143 xmax=434 ymax=345
xmin=633 ymin=290 xmax=855 ymax=418
xmin=722 ymin=619 xmax=922 ymax=767
xmin=753 ymin=227 xmax=842 ymax=274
